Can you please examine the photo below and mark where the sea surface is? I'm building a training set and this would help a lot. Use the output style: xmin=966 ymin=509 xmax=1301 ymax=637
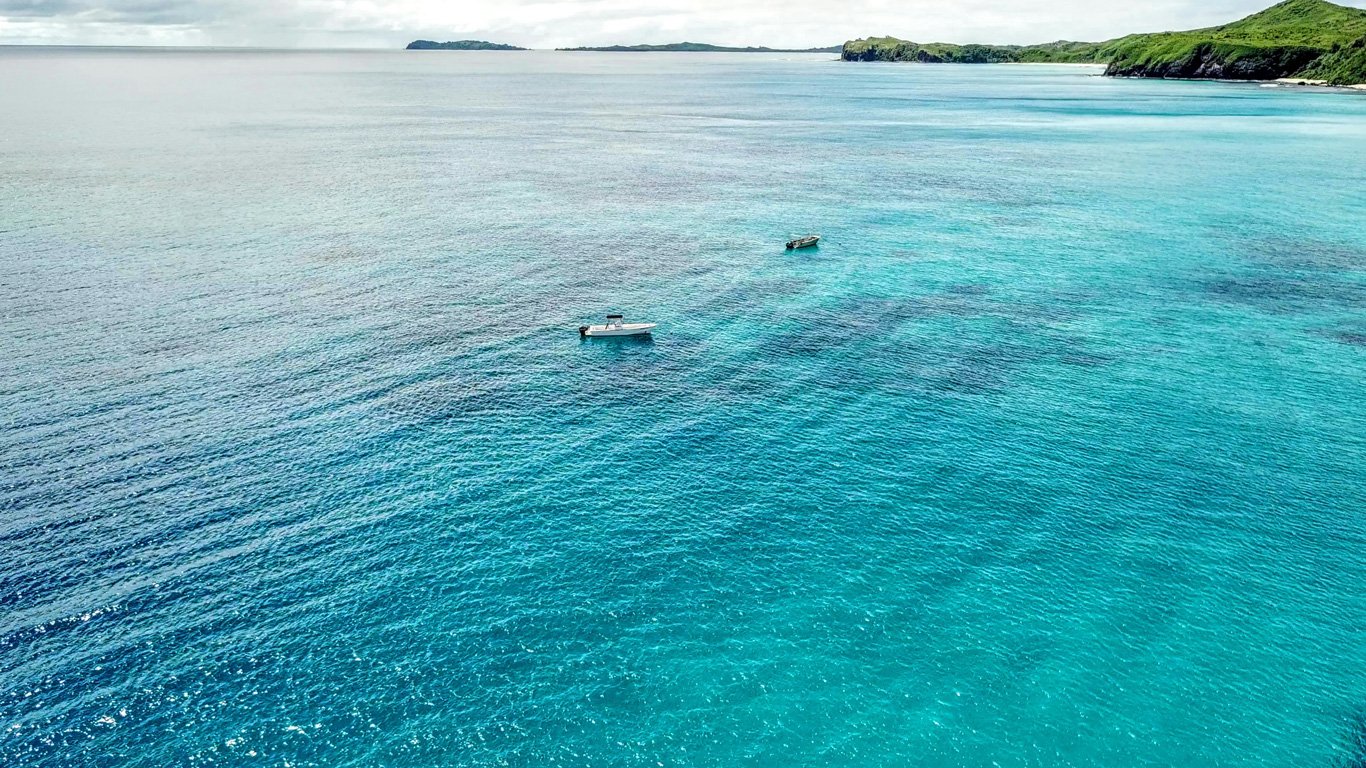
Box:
xmin=2 ymin=48 xmax=1366 ymax=767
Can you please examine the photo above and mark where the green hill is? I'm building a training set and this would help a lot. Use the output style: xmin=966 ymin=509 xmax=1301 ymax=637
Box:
xmin=406 ymin=40 xmax=525 ymax=50
xmin=842 ymin=0 xmax=1366 ymax=85
xmin=1099 ymin=0 xmax=1366 ymax=80
xmin=1298 ymin=35 xmax=1366 ymax=83
xmin=841 ymin=38 xmax=1103 ymax=64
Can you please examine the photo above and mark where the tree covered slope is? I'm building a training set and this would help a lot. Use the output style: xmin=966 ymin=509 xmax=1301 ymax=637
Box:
xmin=842 ymin=0 xmax=1366 ymax=84
xmin=840 ymin=38 xmax=1104 ymax=64
xmin=1298 ymin=35 xmax=1366 ymax=82
xmin=406 ymin=40 xmax=526 ymax=50
xmin=1098 ymin=0 xmax=1366 ymax=80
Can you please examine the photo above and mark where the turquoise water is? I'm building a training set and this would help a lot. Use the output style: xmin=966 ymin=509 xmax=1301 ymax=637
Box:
xmin=3 ymin=48 xmax=1366 ymax=766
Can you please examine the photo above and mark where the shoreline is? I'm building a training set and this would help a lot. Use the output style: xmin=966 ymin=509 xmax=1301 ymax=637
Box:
xmin=1103 ymin=71 xmax=1366 ymax=91
xmin=1267 ymin=77 xmax=1366 ymax=91
xmin=849 ymin=62 xmax=1366 ymax=90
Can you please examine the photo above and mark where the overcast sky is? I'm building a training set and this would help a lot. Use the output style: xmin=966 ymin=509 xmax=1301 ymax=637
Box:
xmin=2 ymin=0 xmax=1363 ymax=48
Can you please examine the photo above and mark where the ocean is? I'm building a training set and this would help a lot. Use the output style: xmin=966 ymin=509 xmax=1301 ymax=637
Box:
xmin=2 ymin=48 xmax=1365 ymax=767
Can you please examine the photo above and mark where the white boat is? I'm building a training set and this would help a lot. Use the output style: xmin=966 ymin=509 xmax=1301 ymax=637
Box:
xmin=786 ymin=234 xmax=821 ymax=250
xmin=579 ymin=314 xmax=657 ymax=337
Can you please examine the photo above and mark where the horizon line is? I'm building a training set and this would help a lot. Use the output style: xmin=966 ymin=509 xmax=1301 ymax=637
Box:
xmin=0 ymin=42 xmax=845 ymax=52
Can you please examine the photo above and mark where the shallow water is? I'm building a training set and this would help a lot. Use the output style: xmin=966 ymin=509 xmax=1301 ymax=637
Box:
xmin=2 ymin=49 xmax=1366 ymax=767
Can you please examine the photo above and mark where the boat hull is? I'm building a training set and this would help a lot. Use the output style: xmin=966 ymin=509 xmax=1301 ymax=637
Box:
xmin=786 ymin=236 xmax=821 ymax=249
xmin=582 ymin=323 xmax=656 ymax=337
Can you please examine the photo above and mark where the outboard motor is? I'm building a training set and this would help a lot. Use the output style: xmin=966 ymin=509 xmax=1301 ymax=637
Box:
xmin=579 ymin=325 xmax=589 ymax=338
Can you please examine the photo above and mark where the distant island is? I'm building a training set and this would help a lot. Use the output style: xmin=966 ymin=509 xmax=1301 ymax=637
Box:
xmin=406 ymin=40 xmax=526 ymax=51
xmin=842 ymin=0 xmax=1366 ymax=85
xmin=558 ymin=42 xmax=842 ymax=53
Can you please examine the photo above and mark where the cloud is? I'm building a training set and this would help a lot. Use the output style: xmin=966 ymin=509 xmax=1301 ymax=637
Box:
xmin=2 ymin=0 xmax=1364 ymax=48
xmin=0 ymin=0 xmax=216 ymax=24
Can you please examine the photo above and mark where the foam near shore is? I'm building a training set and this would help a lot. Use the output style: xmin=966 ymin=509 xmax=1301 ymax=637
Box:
xmin=1271 ymin=77 xmax=1366 ymax=89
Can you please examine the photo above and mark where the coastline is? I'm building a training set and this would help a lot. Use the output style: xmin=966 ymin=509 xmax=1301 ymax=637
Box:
xmin=1269 ymin=76 xmax=1366 ymax=90
xmin=850 ymin=61 xmax=1365 ymax=90
xmin=840 ymin=0 xmax=1366 ymax=88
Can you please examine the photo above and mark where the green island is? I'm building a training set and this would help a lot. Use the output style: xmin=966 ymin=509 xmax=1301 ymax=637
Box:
xmin=557 ymin=42 xmax=842 ymax=53
xmin=406 ymin=40 xmax=526 ymax=50
xmin=842 ymin=0 xmax=1366 ymax=85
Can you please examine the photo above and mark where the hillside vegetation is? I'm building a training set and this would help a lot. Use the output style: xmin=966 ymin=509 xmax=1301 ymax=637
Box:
xmin=1299 ymin=35 xmax=1366 ymax=82
xmin=841 ymin=38 xmax=1105 ymax=64
xmin=406 ymin=40 xmax=526 ymax=50
xmin=842 ymin=0 xmax=1366 ymax=84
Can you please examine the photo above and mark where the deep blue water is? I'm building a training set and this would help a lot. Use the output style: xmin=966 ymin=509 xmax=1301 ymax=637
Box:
xmin=2 ymin=48 xmax=1366 ymax=767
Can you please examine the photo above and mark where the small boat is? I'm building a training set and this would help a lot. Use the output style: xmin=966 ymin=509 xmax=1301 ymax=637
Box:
xmin=579 ymin=314 xmax=657 ymax=338
xmin=786 ymin=235 xmax=821 ymax=250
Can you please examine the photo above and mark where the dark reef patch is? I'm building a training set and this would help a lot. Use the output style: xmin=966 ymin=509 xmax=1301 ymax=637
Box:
xmin=945 ymin=283 xmax=991 ymax=296
xmin=924 ymin=341 xmax=1048 ymax=395
xmin=767 ymin=303 xmax=889 ymax=359
xmin=372 ymin=372 xmax=530 ymax=426
xmin=1315 ymin=328 xmax=1366 ymax=348
xmin=1058 ymin=350 xmax=1115 ymax=367
xmin=694 ymin=275 xmax=814 ymax=319
xmin=769 ymin=326 xmax=845 ymax=358
xmin=1242 ymin=237 xmax=1366 ymax=273
xmin=1202 ymin=272 xmax=1366 ymax=314
xmin=1193 ymin=234 xmax=1366 ymax=319
xmin=1335 ymin=711 xmax=1366 ymax=768
xmin=843 ymin=288 xmax=996 ymax=323
xmin=747 ymin=275 xmax=814 ymax=299
xmin=767 ymin=286 xmax=1111 ymax=397
xmin=764 ymin=290 xmax=989 ymax=361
